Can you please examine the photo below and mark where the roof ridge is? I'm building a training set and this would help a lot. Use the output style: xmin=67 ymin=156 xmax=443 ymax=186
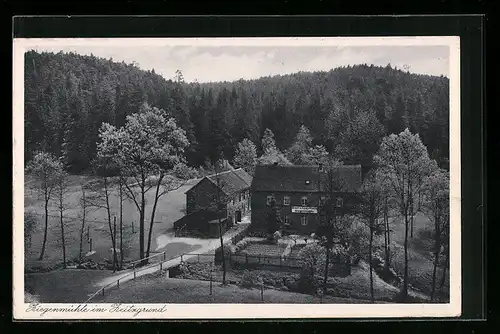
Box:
xmin=255 ymin=164 xmax=361 ymax=168
xmin=206 ymin=168 xmax=236 ymax=179
xmin=232 ymin=168 xmax=251 ymax=187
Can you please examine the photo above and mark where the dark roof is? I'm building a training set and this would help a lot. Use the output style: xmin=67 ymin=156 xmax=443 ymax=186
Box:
xmin=251 ymin=164 xmax=362 ymax=193
xmin=187 ymin=168 xmax=252 ymax=196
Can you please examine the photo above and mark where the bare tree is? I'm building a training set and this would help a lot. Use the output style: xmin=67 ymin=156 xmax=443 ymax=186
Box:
xmin=118 ymin=176 xmax=125 ymax=268
xmin=55 ymin=169 xmax=71 ymax=268
xmin=374 ymin=129 xmax=437 ymax=300
xmin=316 ymin=158 xmax=355 ymax=292
xmin=26 ymin=151 xmax=63 ymax=260
xmin=24 ymin=211 xmax=38 ymax=252
xmin=421 ymin=169 xmax=449 ymax=301
xmin=88 ymin=159 xmax=120 ymax=271
xmin=78 ymin=184 xmax=90 ymax=264
xmin=358 ymin=170 xmax=386 ymax=302
xmin=380 ymin=178 xmax=393 ymax=275
xmin=214 ymin=159 xmax=227 ymax=285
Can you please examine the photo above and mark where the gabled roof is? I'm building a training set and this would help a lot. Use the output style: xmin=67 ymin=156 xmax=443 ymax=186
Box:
xmin=186 ymin=168 xmax=252 ymax=196
xmin=251 ymin=164 xmax=362 ymax=193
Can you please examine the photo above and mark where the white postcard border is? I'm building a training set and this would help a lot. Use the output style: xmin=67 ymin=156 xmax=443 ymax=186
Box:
xmin=13 ymin=36 xmax=461 ymax=320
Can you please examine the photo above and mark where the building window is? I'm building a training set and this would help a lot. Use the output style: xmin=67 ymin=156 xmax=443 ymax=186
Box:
xmin=267 ymin=195 xmax=275 ymax=206
xmin=301 ymin=215 xmax=308 ymax=226
xmin=319 ymin=164 xmax=324 ymax=172
xmin=319 ymin=196 xmax=326 ymax=206
xmin=336 ymin=197 xmax=343 ymax=208
xmin=283 ymin=196 xmax=291 ymax=206
xmin=301 ymin=196 xmax=308 ymax=206
xmin=284 ymin=214 xmax=290 ymax=224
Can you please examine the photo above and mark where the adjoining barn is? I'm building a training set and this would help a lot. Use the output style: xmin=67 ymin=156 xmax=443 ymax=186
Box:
xmin=251 ymin=163 xmax=362 ymax=234
xmin=173 ymin=209 xmax=228 ymax=238
xmin=174 ymin=168 xmax=252 ymax=237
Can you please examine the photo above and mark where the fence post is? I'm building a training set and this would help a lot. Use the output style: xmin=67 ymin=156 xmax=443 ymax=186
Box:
xmin=160 ymin=262 xmax=163 ymax=272
xmin=163 ymin=251 xmax=166 ymax=261
xmin=245 ymin=254 xmax=248 ymax=265
xmin=210 ymin=272 xmax=213 ymax=295
xmin=117 ymin=279 xmax=120 ymax=288
xmin=181 ymin=254 xmax=183 ymax=263
xmin=260 ymin=283 xmax=264 ymax=301
xmin=280 ymin=256 xmax=282 ymax=267
xmin=102 ymin=288 xmax=105 ymax=296
xmin=134 ymin=269 xmax=136 ymax=280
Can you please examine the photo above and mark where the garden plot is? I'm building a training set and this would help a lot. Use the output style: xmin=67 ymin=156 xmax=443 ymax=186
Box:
xmin=239 ymin=243 xmax=285 ymax=257
xmin=288 ymin=244 xmax=306 ymax=258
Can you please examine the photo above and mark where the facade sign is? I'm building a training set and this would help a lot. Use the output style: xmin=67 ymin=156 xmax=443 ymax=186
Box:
xmin=291 ymin=206 xmax=318 ymax=214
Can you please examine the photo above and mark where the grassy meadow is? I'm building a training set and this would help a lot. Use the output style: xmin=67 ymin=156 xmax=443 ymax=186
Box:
xmin=24 ymin=173 xmax=200 ymax=270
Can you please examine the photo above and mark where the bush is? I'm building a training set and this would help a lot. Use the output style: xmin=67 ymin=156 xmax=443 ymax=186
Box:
xmin=239 ymin=270 xmax=259 ymax=289
xmin=174 ymin=163 xmax=200 ymax=180
xmin=273 ymin=231 xmax=282 ymax=244
xmin=247 ymin=230 xmax=268 ymax=238
xmin=234 ymin=238 xmax=252 ymax=253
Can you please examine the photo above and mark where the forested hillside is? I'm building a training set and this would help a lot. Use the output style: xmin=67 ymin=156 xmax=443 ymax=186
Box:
xmin=24 ymin=50 xmax=449 ymax=173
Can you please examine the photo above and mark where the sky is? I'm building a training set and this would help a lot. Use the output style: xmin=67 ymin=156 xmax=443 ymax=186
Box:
xmin=29 ymin=42 xmax=450 ymax=83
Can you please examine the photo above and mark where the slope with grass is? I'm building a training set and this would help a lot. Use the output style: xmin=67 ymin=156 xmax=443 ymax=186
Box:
xmin=387 ymin=213 xmax=450 ymax=300
xmin=25 ymin=269 xmax=114 ymax=303
xmin=93 ymin=275 xmax=376 ymax=304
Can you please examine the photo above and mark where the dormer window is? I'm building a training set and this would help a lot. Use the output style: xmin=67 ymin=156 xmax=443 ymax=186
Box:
xmin=336 ymin=197 xmax=343 ymax=208
xmin=301 ymin=196 xmax=308 ymax=206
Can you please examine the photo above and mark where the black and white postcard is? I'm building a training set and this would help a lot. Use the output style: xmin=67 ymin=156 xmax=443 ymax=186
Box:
xmin=13 ymin=36 xmax=461 ymax=319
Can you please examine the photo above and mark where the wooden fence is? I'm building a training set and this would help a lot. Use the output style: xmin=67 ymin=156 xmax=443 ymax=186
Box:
xmin=84 ymin=251 xmax=172 ymax=303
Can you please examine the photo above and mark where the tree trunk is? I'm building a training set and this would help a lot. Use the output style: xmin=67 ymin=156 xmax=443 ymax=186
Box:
xmin=439 ymin=250 xmax=449 ymax=294
xmin=323 ymin=245 xmax=330 ymax=293
xmin=369 ymin=226 xmax=374 ymax=303
xmin=410 ymin=198 xmax=414 ymax=239
xmin=78 ymin=200 xmax=86 ymax=264
xmin=39 ymin=198 xmax=50 ymax=260
xmin=139 ymin=178 xmax=146 ymax=265
xmin=402 ymin=213 xmax=409 ymax=300
xmin=431 ymin=213 xmax=442 ymax=301
xmin=59 ymin=199 xmax=66 ymax=269
xmin=383 ymin=200 xmax=390 ymax=274
xmin=431 ymin=247 xmax=440 ymax=301
xmin=113 ymin=217 xmax=117 ymax=272
xmin=119 ymin=182 xmax=124 ymax=269
xmin=104 ymin=179 xmax=117 ymax=271
xmin=146 ymin=174 xmax=164 ymax=259
xmin=215 ymin=164 xmax=226 ymax=284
